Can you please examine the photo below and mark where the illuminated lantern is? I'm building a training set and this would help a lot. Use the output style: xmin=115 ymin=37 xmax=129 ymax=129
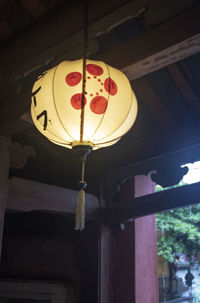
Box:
xmin=31 ymin=59 xmax=137 ymax=149
xmin=31 ymin=59 xmax=138 ymax=229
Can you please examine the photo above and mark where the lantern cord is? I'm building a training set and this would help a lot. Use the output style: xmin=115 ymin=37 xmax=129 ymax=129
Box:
xmin=83 ymin=0 xmax=89 ymax=60
xmin=75 ymin=148 xmax=91 ymax=230
xmin=80 ymin=0 xmax=89 ymax=143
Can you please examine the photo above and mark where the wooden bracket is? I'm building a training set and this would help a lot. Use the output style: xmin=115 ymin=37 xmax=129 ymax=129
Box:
xmin=10 ymin=142 xmax=36 ymax=169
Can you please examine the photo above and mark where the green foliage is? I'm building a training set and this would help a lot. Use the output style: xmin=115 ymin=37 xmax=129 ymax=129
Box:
xmin=156 ymin=184 xmax=200 ymax=264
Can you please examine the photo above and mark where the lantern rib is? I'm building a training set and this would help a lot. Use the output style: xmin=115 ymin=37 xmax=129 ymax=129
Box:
xmin=93 ymin=122 xmax=132 ymax=147
xmin=87 ymin=61 xmax=111 ymax=141
xmin=93 ymin=108 xmax=136 ymax=146
xmin=52 ymin=63 xmax=75 ymax=142
xmin=31 ymin=101 xmax=71 ymax=145
xmin=93 ymin=89 xmax=135 ymax=144
xmin=80 ymin=58 xmax=86 ymax=142
xmin=94 ymin=137 xmax=121 ymax=147
xmin=49 ymin=138 xmax=72 ymax=147
xmin=93 ymin=115 xmax=135 ymax=147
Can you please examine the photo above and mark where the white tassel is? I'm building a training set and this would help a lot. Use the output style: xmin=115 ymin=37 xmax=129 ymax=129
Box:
xmin=75 ymin=188 xmax=85 ymax=231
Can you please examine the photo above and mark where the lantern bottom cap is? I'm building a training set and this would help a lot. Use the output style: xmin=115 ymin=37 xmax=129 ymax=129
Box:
xmin=72 ymin=141 xmax=93 ymax=152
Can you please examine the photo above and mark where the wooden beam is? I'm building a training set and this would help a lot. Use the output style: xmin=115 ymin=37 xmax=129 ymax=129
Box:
xmin=105 ymin=141 xmax=200 ymax=202
xmin=1 ymin=1 xmax=200 ymax=83
xmin=0 ymin=0 xmax=143 ymax=81
xmin=100 ymin=181 xmax=200 ymax=225
xmin=122 ymin=33 xmax=200 ymax=81
xmin=133 ymin=77 xmax=174 ymax=128
xmin=7 ymin=177 xmax=99 ymax=219
xmin=96 ymin=5 xmax=200 ymax=80
xmin=167 ymin=64 xmax=200 ymax=115
xmin=0 ymin=136 xmax=10 ymax=257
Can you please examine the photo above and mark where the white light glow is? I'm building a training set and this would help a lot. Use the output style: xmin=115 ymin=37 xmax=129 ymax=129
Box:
xmin=182 ymin=161 xmax=200 ymax=184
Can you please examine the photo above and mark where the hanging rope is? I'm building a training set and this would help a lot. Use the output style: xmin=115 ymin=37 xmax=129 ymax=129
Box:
xmin=75 ymin=0 xmax=90 ymax=231
xmin=80 ymin=0 xmax=89 ymax=143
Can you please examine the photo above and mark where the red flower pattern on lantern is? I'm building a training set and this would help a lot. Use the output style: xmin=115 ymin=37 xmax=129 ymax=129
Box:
xmin=90 ymin=96 xmax=108 ymax=114
xmin=65 ymin=72 xmax=82 ymax=86
xmin=104 ymin=77 xmax=117 ymax=95
xmin=65 ymin=64 xmax=118 ymax=114
xmin=71 ymin=93 xmax=87 ymax=110
xmin=86 ymin=64 xmax=103 ymax=76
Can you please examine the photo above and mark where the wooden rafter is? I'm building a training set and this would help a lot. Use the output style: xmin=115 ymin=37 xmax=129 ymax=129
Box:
xmin=100 ymin=181 xmax=200 ymax=225
xmin=98 ymin=5 xmax=200 ymax=80
xmin=133 ymin=77 xmax=174 ymax=128
xmin=167 ymin=64 xmax=200 ymax=115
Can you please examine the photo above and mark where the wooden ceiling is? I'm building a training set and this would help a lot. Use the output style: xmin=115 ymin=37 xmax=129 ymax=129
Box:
xmin=1 ymin=0 xmax=200 ymax=196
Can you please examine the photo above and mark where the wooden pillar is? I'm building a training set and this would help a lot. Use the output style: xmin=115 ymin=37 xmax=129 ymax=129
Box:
xmin=113 ymin=221 xmax=135 ymax=303
xmin=99 ymin=173 xmax=158 ymax=303
xmin=98 ymin=182 xmax=113 ymax=303
xmin=113 ymin=180 xmax=135 ymax=303
xmin=134 ymin=173 xmax=158 ymax=303
xmin=98 ymin=225 xmax=113 ymax=303
xmin=0 ymin=136 xmax=10 ymax=257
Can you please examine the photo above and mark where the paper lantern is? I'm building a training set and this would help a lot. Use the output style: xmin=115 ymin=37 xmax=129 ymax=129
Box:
xmin=31 ymin=59 xmax=138 ymax=150
xmin=31 ymin=59 xmax=138 ymax=230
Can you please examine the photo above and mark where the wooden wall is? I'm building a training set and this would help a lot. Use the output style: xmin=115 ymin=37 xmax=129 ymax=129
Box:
xmin=0 ymin=212 xmax=99 ymax=303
